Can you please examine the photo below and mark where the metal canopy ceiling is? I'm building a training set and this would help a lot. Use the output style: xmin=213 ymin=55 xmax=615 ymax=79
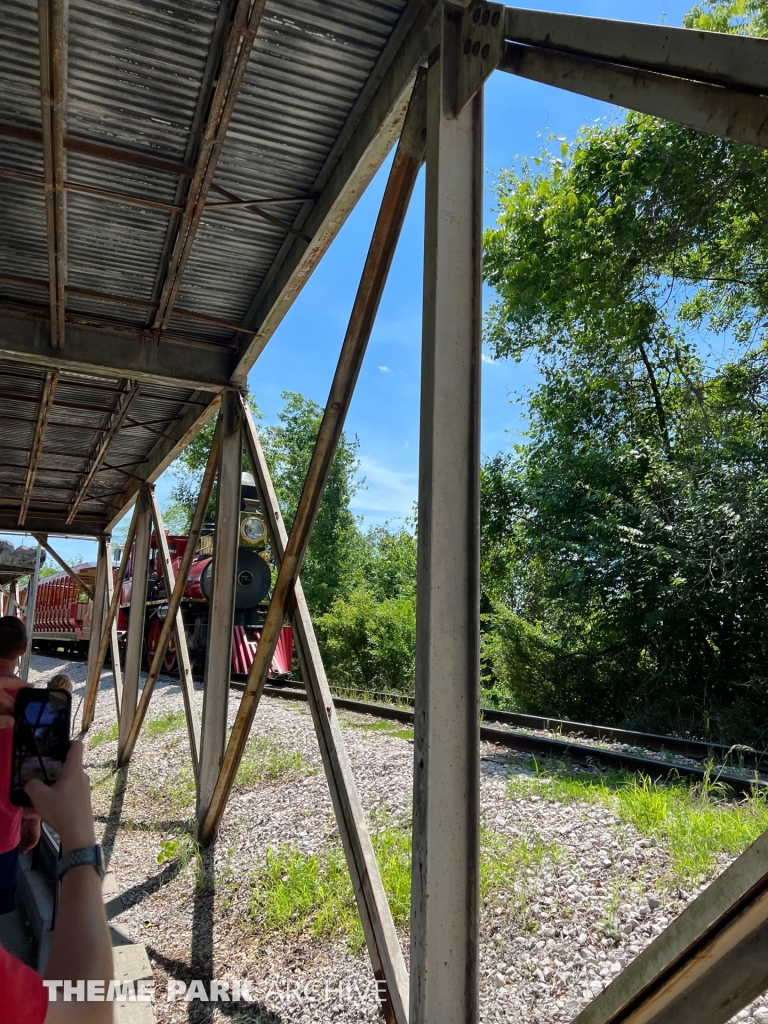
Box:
xmin=0 ymin=0 xmax=434 ymax=536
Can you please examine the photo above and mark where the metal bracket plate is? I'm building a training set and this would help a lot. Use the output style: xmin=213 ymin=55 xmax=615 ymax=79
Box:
xmin=456 ymin=0 xmax=505 ymax=114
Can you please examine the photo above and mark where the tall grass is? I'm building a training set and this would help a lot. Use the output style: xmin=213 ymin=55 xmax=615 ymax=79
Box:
xmin=247 ymin=823 xmax=558 ymax=947
xmin=508 ymin=767 xmax=768 ymax=883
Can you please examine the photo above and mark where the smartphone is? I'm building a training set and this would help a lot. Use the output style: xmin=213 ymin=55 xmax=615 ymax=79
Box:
xmin=10 ymin=688 xmax=71 ymax=808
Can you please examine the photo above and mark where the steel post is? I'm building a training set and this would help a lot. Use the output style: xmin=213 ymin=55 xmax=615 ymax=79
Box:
xmin=410 ymin=13 xmax=483 ymax=1024
xmin=19 ymin=544 xmax=43 ymax=681
xmin=117 ymin=487 xmax=152 ymax=761
xmin=81 ymin=503 xmax=139 ymax=731
xmin=197 ymin=391 xmax=242 ymax=830
xmin=86 ymin=535 xmax=108 ymax=695
xmin=241 ymin=402 xmax=409 ymax=1024
xmin=199 ymin=70 xmax=428 ymax=845
xmin=120 ymin=416 xmax=221 ymax=772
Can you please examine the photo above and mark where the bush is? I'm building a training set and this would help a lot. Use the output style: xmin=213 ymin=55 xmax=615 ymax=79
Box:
xmin=315 ymin=588 xmax=416 ymax=695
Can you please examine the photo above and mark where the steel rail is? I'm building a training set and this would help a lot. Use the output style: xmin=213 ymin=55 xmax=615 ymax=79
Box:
xmin=242 ymin=685 xmax=766 ymax=797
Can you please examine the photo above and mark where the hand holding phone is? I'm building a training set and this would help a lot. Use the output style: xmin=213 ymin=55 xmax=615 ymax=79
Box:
xmin=10 ymin=688 xmax=71 ymax=808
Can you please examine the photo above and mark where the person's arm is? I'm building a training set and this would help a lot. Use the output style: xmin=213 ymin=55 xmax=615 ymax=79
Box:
xmin=25 ymin=742 xmax=113 ymax=1024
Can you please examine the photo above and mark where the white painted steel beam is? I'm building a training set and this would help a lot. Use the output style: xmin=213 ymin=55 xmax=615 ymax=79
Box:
xmin=32 ymin=533 xmax=93 ymax=599
xmin=197 ymin=391 xmax=242 ymax=829
xmin=0 ymin=315 xmax=232 ymax=391
xmin=410 ymin=12 xmax=483 ymax=1024
xmin=117 ymin=487 xmax=152 ymax=761
xmin=504 ymin=7 xmax=768 ymax=91
xmin=19 ymin=371 xmax=59 ymax=527
xmin=241 ymin=402 xmax=409 ymax=1024
xmin=86 ymin=537 xmax=108 ymax=710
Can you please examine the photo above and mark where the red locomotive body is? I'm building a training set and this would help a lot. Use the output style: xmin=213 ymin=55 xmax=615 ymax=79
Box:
xmin=23 ymin=476 xmax=292 ymax=678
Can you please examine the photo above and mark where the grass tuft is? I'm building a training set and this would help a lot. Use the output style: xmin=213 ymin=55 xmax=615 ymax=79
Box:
xmin=234 ymin=735 xmax=307 ymax=789
xmin=507 ymin=765 xmax=768 ymax=883
xmin=88 ymin=722 xmax=119 ymax=748
xmin=247 ymin=821 xmax=558 ymax=948
xmin=145 ymin=710 xmax=186 ymax=737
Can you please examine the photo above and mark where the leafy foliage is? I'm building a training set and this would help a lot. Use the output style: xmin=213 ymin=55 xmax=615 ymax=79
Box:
xmin=481 ymin=14 xmax=768 ymax=742
xmin=260 ymin=392 xmax=363 ymax=615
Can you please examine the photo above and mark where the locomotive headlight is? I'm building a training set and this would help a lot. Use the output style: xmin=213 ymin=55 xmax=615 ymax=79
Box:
xmin=240 ymin=515 xmax=265 ymax=544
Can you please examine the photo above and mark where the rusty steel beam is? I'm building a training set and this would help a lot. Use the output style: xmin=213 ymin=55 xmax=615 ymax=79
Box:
xmin=66 ymin=382 xmax=140 ymax=525
xmin=241 ymin=401 xmax=409 ymax=1024
xmin=206 ymin=183 xmax=312 ymax=241
xmin=499 ymin=42 xmax=768 ymax=150
xmin=118 ymin=419 xmax=221 ymax=774
xmin=230 ymin=0 xmax=441 ymax=383
xmin=37 ymin=0 xmax=68 ymax=350
xmin=31 ymin=533 xmax=93 ymax=599
xmin=575 ymin=828 xmax=768 ymax=1024
xmin=0 ymin=273 xmax=256 ymax=336
xmin=81 ymin=506 xmax=139 ymax=731
xmin=152 ymin=0 xmax=266 ymax=334
xmin=0 ymin=167 xmax=183 ymax=211
xmin=18 ymin=369 xmax=59 ymax=526
xmin=117 ymin=487 xmax=152 ymax=762
xmin=503 ymin=7 xmax=768 ymax=91
xmin=198 ymin=69 xmax=428 ymax=846
xmin=0 ymin=121 xmax=196 ymax=177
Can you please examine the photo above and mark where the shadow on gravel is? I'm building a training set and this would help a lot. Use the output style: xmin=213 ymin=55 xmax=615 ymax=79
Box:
xmin=100 ymin=765 xmax=129 ymax=870
xmin=148 ymin=947 xmax=288 ymax=1023
xmin=108 ymin=860 xmax=185 ymax=916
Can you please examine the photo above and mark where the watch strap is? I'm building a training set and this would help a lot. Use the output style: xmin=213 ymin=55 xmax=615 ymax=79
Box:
xmin=57 ymin=844 xmax=104 ymax=881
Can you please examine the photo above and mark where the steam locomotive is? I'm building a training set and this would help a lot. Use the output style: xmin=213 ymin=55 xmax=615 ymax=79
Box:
xmin=23 ymin=473 xmax=293 ymax=678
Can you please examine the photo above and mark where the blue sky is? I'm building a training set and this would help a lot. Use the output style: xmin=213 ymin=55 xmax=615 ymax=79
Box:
xmin=4 ymin=0 xmax=695 ymax=567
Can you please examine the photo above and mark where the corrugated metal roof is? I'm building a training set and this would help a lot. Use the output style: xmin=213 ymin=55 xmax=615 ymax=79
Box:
xmin=0 ymin=0 xmax=411 ymax=534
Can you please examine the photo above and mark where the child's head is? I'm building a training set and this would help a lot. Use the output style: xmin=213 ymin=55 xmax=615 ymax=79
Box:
xmin=0 ymin=616 xmax=26 ymax=662
xmin=47 ymin=673 xmax=74 ymax=693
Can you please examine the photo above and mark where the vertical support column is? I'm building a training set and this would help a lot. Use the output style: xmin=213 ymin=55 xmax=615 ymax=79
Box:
xmin=19 ymin=544 xmax=43 ymax=681
xmin=410 ymin=12 xmax=483 ymax=1024
xmin=87 ymin=536 xmax=109 ymax=696
xmin=103 ymin=537 xmax=124 ymax=719
xmin=198 ymin=391 xmax=242 ymax=830
xmin=117 ymin=488 xmax=152 ymax=761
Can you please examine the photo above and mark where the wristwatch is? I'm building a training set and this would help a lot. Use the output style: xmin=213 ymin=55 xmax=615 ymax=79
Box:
xmin=57 ymin=844 xmax=105 ymax=881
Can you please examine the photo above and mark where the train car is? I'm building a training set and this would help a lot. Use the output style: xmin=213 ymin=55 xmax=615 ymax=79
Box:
xmin=24 ymin=473 xmax=293 ymax=678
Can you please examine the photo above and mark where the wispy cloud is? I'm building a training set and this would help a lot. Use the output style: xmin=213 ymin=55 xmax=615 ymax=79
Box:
xmin=482 ymin=353 xmax=497 ymax=365
xmin=378 ymin=365 xmax=391 ymax=373
xmin=352 ymin=455 xmax=417 ymax=518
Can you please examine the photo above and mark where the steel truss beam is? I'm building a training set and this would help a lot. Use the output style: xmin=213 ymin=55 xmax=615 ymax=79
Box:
xmin=500 ymin=8 xmax=768 ymax=149
xmin=19 ymin=545 xmax=42 ymax=681
xmin=81 ymin=507 xmax=139 ymax=731
xmin=197 ymin=392 xmax=242 ymax=822
xmin=32 ymin=533 xmax=93 ymax=599
xmin=37 ymin=0 xmax=68 ymax=350
xmin=199 ymin=69 xmax=428 ymax=847
xmin=576 ymin=828 xmax=768 ymax=1024
xmin=66 ymin=381 xmax=140 ymax=525
xmin=117 ymin=486 xmax=152 ymax=763
xmin=19 ymin=370 xmax=59 ymax=526
xmin=152 ymin=0 xmax=266 ymax=335
xmin=118 ymin=424 xmax=221 ymax=775
xmin=0 ymin=314 xmax=233 ymax=391
xmin=241 ymin=402 xmax=409 ymax=1024
xmin=230 ymin=0 xmax=441 ymax=382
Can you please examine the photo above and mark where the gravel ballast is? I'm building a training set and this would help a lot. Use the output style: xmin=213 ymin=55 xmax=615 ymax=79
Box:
xmin=27 ymin=653 xmax=768 ymax=1024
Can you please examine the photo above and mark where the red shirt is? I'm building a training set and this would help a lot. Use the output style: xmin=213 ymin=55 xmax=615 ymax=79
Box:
xmin=0 ymin=944 xmax=47 ymax=1024
xmin=0 ymin=682 xmax=20 ymax=855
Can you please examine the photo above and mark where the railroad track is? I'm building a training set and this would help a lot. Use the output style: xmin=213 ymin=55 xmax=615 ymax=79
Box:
xmin=233 ymin=680 xmax=768 ymax=797
xmin=32 ymin=646 xmax=767 ymax=795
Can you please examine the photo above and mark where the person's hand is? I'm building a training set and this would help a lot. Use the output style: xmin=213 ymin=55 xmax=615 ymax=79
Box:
xmin=19 ymin=813 xmax=41 ymax=854
xmin=0 ymin=688 xmax=12 ymax=730
xmin=24 ymin=741 xmax=96 ymax=854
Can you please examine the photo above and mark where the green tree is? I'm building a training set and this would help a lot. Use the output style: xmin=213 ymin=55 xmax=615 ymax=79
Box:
xmin=260 ymin=392 xmax=363 ymax=615
xmin=480 ymin=7 xmax=768 ymax=742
